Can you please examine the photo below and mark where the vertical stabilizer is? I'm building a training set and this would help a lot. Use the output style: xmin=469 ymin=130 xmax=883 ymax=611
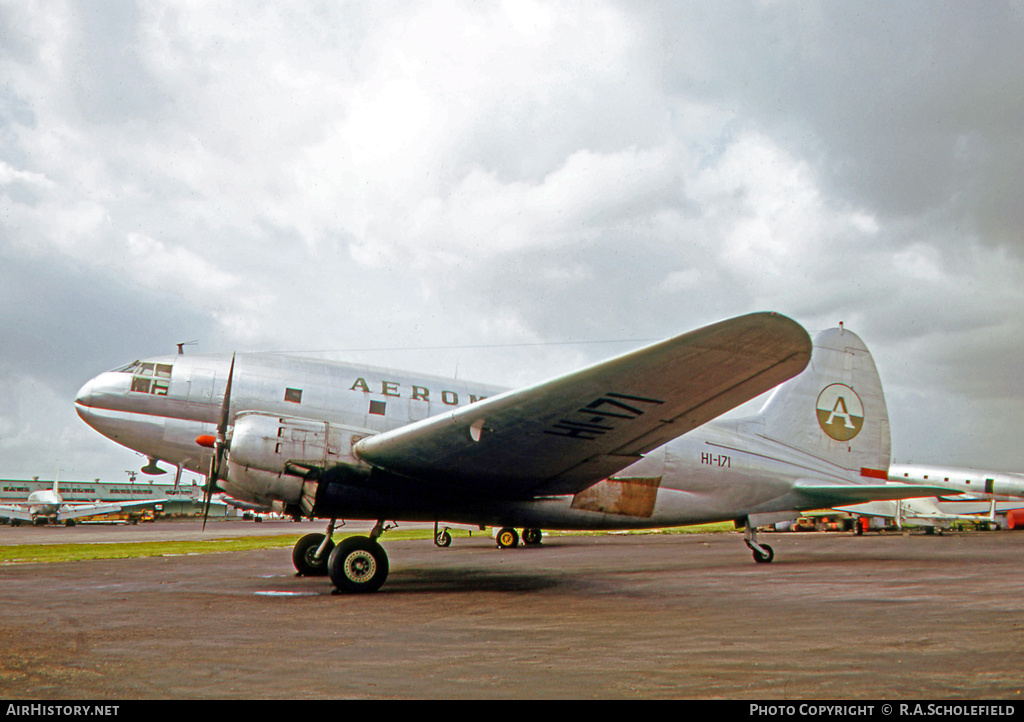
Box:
xmin=754 ymin=326 xmax=891 ymax=479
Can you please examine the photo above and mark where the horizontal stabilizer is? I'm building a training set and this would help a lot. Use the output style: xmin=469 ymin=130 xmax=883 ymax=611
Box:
xmin=794 ymin=482 xmax=954 ymax=507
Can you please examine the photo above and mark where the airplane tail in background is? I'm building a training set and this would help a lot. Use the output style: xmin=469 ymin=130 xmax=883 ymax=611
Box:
xmin=752 ymin=325 xmax=891 ymax=480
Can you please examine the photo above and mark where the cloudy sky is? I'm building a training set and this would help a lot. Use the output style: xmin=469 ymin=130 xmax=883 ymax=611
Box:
xmin=2 ymin=0 xmax=1023 ymax=485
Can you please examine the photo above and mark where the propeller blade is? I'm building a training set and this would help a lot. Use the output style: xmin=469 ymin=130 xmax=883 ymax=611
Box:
xmin=203 ymin=353 xmax=236 ymax=531
xmin=202 ymin=456 xmax=216 ymax=531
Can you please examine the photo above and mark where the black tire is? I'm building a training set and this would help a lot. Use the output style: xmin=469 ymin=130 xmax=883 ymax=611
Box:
xmin=292 ymin=533 xmax=334 ymax=577
xmin=329 ymin=536 xmax=389 ymax=593
xmin=752 ymin=544 xmax=774 ymax=564
xmin=496 ymin=527 xmax=519 ymax=548
xmin=435 ymin=530 xmax=452 ymax=547
xmin=522 ymin=528 xmax=542 ymax=546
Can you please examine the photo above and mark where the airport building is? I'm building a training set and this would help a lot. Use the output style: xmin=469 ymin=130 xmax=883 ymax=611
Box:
xmin=0 ymin=477 xmax=225 ymax=517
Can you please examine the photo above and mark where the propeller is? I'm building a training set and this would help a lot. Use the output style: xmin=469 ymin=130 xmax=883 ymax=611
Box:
xmin=197 ymin=353 xmax=235 ymax=530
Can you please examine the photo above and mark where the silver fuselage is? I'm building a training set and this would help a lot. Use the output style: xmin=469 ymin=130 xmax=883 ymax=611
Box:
xmin=25 ymin=489 xmax=62 ymax=518
xmin=75 ymin=352 xmax=846 ymax=530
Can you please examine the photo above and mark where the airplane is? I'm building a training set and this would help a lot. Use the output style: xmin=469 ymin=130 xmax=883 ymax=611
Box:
xmin=0 ymin=477 xmax=158 ymax=527
xmin=837 ymin=463 xmax=1024 ymax=533
xmin=74 ymin=312 xmax=951 ymax=593
xmin=887 ymin=463 xmax=1024 ymax=500
xmin=837 ymin=497 xmax=1002 ymax=535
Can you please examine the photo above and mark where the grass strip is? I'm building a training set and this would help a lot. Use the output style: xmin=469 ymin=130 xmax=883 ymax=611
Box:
xmin=0 ymin=522 xmax=735 ymax=565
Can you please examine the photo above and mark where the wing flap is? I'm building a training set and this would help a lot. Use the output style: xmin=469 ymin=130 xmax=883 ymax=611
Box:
xmin=355 ymin=312 xmax=812 ymax=498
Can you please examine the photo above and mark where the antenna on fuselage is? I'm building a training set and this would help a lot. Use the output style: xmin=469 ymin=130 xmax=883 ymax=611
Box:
xmin=176 ymin=340 xmax=198 ymax=355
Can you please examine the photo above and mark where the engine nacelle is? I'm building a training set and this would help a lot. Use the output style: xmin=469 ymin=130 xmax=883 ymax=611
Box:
xmin=223 ymin=412 xmax=373 ymax=508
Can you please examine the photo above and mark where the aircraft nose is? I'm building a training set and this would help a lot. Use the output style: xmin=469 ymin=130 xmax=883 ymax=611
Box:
xmin=75 ymin=378 xmax=96 ymax=420
xmin=76 ymin=377 xmax=95 ymax=407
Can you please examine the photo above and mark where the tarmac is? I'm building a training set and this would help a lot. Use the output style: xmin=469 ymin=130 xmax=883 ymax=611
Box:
xmin=1 ymin=519 xmax=1023 ymax=699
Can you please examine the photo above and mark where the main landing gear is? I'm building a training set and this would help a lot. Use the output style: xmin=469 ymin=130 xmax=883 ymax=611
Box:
xmin=291 ymin=518 xmax=391 ymax=593
xmin=744 ymin=519 xmax=774 ymax=564
xmin=328 ymin=527 xmax=389 ymax=594
xmin=292 ymin=518 xmax=338 ymax=577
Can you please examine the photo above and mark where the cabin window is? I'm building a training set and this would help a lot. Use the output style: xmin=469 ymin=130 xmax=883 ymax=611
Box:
xmin=285 ymin=388 xmax=303 ymax=404
xmin=369 ymin=400 xmax=386 ymax=416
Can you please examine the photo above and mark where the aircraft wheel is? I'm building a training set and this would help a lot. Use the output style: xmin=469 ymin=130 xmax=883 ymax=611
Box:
xmin=329 ymin=536 xmax=389 ymax=593
xmin=522 ymin=528 xmax=542 ymax=546
xmin=496 ymin=527 xmax=519 ymax=549
xmin=292 ymin=533 xmax=334 ymax=576
xmin=752 ymin=544 xmax=774 ymax=564
xmin=435 ymin=530 xmax=452 ymax=547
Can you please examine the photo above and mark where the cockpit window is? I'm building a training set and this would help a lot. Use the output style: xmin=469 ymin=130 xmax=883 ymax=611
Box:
xmin=128 ymin=362 xmax=173 ymax=396
xmin=113 ymin=360 xmax=141 ymax=373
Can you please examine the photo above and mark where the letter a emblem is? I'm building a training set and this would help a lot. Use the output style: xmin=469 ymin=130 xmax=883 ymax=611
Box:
xmin=816 ymin=384 xmax=865 ymax=441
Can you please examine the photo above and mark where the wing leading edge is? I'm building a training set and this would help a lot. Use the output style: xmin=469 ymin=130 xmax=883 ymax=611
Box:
xmin=354 ymin=312 xmax=812 ymax=498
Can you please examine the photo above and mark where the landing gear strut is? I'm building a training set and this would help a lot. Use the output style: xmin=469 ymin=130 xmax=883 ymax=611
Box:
xmin=744 ymin=519 xmax=774 ymax=564
xmin=433 ymin=520 xmax=452 ymax=547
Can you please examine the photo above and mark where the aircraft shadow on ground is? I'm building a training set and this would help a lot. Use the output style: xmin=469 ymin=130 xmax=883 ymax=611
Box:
xmin=335 ymin=567 xmax=566 ymax=595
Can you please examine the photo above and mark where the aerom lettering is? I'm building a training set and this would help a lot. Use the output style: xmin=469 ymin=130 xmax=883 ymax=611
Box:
xmin=348 ymin=377 xmax=487 ymax=407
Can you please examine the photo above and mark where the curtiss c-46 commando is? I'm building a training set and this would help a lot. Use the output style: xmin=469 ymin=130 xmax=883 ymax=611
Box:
xmin=74 ymin=312 xmax=948 ymax=593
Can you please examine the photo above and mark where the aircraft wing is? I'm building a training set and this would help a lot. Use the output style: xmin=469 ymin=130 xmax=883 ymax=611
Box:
xmin=56 ymin=502 xmax=125 ymax=521
xmin=56 ymin=499 xmax=166 ymax=521
xmin=354 ymin=312 xmax=812 ymax=497
xmin=0 ymin=505 xmax=34 ymax=522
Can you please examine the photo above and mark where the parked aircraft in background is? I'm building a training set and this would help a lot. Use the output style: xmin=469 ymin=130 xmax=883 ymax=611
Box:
xmin=888 ymin=463 xmax=1024 ymax=500
xmin=0 ymin=477 xmax=158 ymax=526
xmin=74 ymin=312 xmax=948 ymax=593
xmin=837 ymin=497 xmax=1001 ymax=534
xmin=837 ymin=463 xmax=1024 ymax=533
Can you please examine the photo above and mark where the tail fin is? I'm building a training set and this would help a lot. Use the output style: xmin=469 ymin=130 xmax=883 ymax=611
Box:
xmin=753 ymin=325 xmax=891 ymax=479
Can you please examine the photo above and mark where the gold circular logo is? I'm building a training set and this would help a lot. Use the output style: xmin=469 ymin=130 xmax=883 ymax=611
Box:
xmin=816 ymin=384 xmax=864 ymax=441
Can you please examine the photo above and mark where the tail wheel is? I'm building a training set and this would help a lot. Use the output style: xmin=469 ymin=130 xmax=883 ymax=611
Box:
xmin=496 ymin=527 xmax=519 ymax=548
xmin=292 ymin=533 xmax=334 ymax=576
xmin=329 ymin=536 xmax=389 ymax=593
xmin=752 ymin=544 xmax=774 ymax=564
